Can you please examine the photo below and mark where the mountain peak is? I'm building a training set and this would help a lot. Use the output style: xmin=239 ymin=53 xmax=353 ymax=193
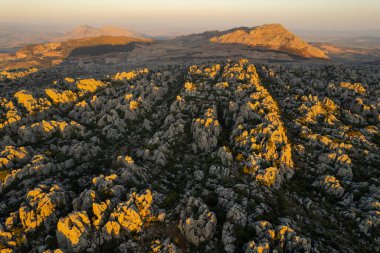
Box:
xmin=210 ymin=24 xmax=328 ymax=59
xmin=72 ymin=24 xmax=94 ymax=31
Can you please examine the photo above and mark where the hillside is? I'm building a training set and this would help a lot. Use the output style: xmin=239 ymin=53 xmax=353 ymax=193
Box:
xmin=210 ymin=24 xmax=328 ymax=59
xmin=0 ymin=36 xmax=153 ymax=69
xmin=0 ymin=24 xmax=141 ymax=53
xmin=53 ymin=25 xmax=140 ymax=42
xmin=0 ymin=24 xmax=61 ymax=52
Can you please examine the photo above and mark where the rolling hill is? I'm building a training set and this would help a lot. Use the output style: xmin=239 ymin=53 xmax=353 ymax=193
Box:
xmin=0 ymin=36 xmax=152 ymax=69
xmin=53 ymin=25 xmax=140 ymax=42
xmin=0 ymin=24 xmax=141 ymax=53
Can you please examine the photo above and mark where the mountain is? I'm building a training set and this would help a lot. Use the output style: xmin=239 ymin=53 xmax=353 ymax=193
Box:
xmin=0 ymin=24 xmax=141 ymax=53
xmin=53 ymin=25 xmax=140 ymax=42
xmin=18 ymin=36 xmax=151 ymax=58
xmin=0 ymin=23 xmax=63 ymax=52
xmin=297 ymin=28 xmax=380 ymax=49
xmin=312 ymin=42 xmax=380 ymax=63
xmin=210 ymin=24 xmax=328 ymax=59
xmin=0 ymin=36 xmax=152 ymax=69
xmin=327 ymin=36 xmax=380 ymax=49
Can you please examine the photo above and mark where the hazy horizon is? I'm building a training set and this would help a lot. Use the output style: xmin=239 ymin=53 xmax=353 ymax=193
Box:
xmin=1 ymin=0 xmax=380 ymax=35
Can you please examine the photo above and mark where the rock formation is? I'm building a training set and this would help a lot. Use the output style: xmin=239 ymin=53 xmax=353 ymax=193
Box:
xmin=0 ymin=59 xmax=378 ymax=252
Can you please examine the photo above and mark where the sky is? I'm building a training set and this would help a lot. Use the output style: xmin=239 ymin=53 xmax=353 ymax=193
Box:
xmin=1 ymin=0 xmax=379 ymax=34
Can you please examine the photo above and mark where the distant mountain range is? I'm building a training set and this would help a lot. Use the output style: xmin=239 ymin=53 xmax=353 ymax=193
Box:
xmin=0 ymin=24 xmax=140 ymax=52
xmin=294 ymin=29 xmax=380 ymax=49
xmin=1 ymin=23 xmax=380 ymax=54
xmin=2 ymin=23 xmax=380 ymax=70
xmin=52 ymin=25 xmax=139 ymax=42
xmin=0 ymin=24 xmax=61 ymax=52
xmin=0 ymin=36 xmax=152 ymax=69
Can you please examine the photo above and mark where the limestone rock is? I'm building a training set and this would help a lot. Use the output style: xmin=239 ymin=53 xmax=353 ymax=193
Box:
xmin=18 ymin=184 xmax=68 ymax=233
xmin=313 ymin=175 xmax=345 ymax=198
xmin=150 ymin=238 xmax=182 ymax=253
xmin=179 ymin=197 xmax=217 ymax=246
xmin=56 ymin=211 xmax=92 ymax=252
xmin=226 ymin=204 xmax=247 ymax=227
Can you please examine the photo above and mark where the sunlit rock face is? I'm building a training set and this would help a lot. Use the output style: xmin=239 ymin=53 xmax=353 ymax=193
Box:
xmin=18 ymin=120 xmax=86 ymax=144
xmin=56 ymin=211 xmax=92 ymax=252
xmin=14 ymin=89 xmax=51 ymax=114
xmin=192 ymin=107 xmax=220 ymax=153
xmin=0 ymin=60 xmax=378 ymax=252
xmin=109 ymin=189 xmax=155 ymax=233
xmin=313 ymin=175 xmax=345 ymax=198
xmin=18 ymin=184 xmax=68 ymax=232
xmin=45 ymin=89 xmax=78 ymax=105
xmin=210 ymin=24 xmax=328 ymax=59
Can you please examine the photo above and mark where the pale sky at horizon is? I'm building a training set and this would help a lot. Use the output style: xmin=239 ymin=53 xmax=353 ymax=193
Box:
xmin=1 ymin=0 xmax=379 ymax=33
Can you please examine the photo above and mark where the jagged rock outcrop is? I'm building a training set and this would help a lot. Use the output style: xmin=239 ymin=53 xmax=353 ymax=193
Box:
xmin=72 ymin=189 xmax=97 ymax=212
xmin=56 ymin=211 xmax=92 ymax=252
xmin=150 ymin=238 xmax=182 ymax=253
xmin=243 ymin=221 xmax=312 ymax=252
xmin=108 ymin=189 xmax=155 ymax=233
xmin=18 ymin=120 xmax=86 ymax=143
xmin=313 ymin=175 xmax=345 ymax=197
xmin=179 ymin=197 xmax=217 ymax=246
xmin=17 ymin=184 xmax=68 ymax=232
xmin=191 ymin=107 xmax=221 ymax=153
